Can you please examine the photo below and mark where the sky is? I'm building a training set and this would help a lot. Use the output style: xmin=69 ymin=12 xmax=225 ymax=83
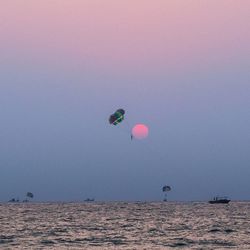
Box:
xmin=0 ymin=1 xmax=249 ymax=201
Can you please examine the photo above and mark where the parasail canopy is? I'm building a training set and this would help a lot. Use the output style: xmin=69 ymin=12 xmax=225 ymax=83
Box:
xmin=162 ymin=185 xmax=171 ymax=192
xmin=26 ymin=192 xmax=34 ymax=198
xmin=109 ymin=109 xmax=125 ymax=125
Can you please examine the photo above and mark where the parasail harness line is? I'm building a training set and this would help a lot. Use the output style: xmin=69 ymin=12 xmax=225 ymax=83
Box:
xmin=109 ymin=108 xmax=133 ymax=140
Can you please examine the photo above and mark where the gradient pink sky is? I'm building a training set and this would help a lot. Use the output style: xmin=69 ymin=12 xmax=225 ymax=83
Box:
xmin=0 ymin=1 xmax=250 ymax=201
xmin=1 ymin=1 xmax=250 ymax=74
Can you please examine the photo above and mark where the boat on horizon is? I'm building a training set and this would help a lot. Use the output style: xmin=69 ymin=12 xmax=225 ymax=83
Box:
xmin=8 ymin=198 xmax=19 ymax=203
xmin=209 ymin=196 xmax=230 ymax=204
xmin=84 ymin=198 xmax=95 ymax=202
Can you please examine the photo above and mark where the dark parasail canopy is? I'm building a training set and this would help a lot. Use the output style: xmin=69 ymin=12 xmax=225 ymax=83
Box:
xmin=26 ymin=192 xmax=34 ymax=198
xmin=109 ymin=109 xmax=125 ymax=125
xmin=162 ymin=185 xmax=171 ymax=192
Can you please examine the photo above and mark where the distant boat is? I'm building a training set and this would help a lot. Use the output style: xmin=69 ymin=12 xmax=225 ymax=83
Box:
xmin=209 ymin=196 xmax=230 ymax=204
xmin=84 ymin=198 xmax=95 ymax=202
xmin=8 ymin=198 xmax=19 ymax=203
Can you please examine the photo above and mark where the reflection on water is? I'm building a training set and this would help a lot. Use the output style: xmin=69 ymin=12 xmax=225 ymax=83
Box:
xmin=0 ymin=202 xmax=249 ymax=249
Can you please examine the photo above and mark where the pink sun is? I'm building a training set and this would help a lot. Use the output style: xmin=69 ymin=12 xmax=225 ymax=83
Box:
xmin=132 ymin=124 xmax=149 ymax=139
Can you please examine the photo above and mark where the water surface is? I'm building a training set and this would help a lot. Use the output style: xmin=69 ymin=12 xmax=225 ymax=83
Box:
xmin=0 ymin=202 xmax=249 ymax=249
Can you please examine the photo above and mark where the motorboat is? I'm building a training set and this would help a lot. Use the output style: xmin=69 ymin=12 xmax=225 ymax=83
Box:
xmin=209 ymin=196 xmax=230 ymax=204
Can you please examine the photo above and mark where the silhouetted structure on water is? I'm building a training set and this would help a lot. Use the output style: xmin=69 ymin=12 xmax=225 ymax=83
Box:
xmin=209 ymin=196 xmax=230 ymax=204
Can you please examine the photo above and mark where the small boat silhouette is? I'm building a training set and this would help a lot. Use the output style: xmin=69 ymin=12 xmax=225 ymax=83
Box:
xmin=8 ymin=198 xmax=18 ymax=203
xmin=84 ymin=198 xmax=95 ymax=202
xmin=209 ymin=196 xmax=230 ymax=204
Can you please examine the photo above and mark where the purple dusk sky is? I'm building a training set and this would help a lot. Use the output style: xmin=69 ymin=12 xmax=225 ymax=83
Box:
xmin=0 ymin=1 xmax=249 ymax=201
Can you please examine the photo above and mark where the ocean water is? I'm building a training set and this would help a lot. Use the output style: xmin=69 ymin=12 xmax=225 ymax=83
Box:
xmin=0 ymin=202 xmax=249 ymax=249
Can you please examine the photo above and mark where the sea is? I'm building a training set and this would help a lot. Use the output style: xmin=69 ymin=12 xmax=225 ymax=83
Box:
xmin=0 ymin=202 xmax=249 ymax=249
